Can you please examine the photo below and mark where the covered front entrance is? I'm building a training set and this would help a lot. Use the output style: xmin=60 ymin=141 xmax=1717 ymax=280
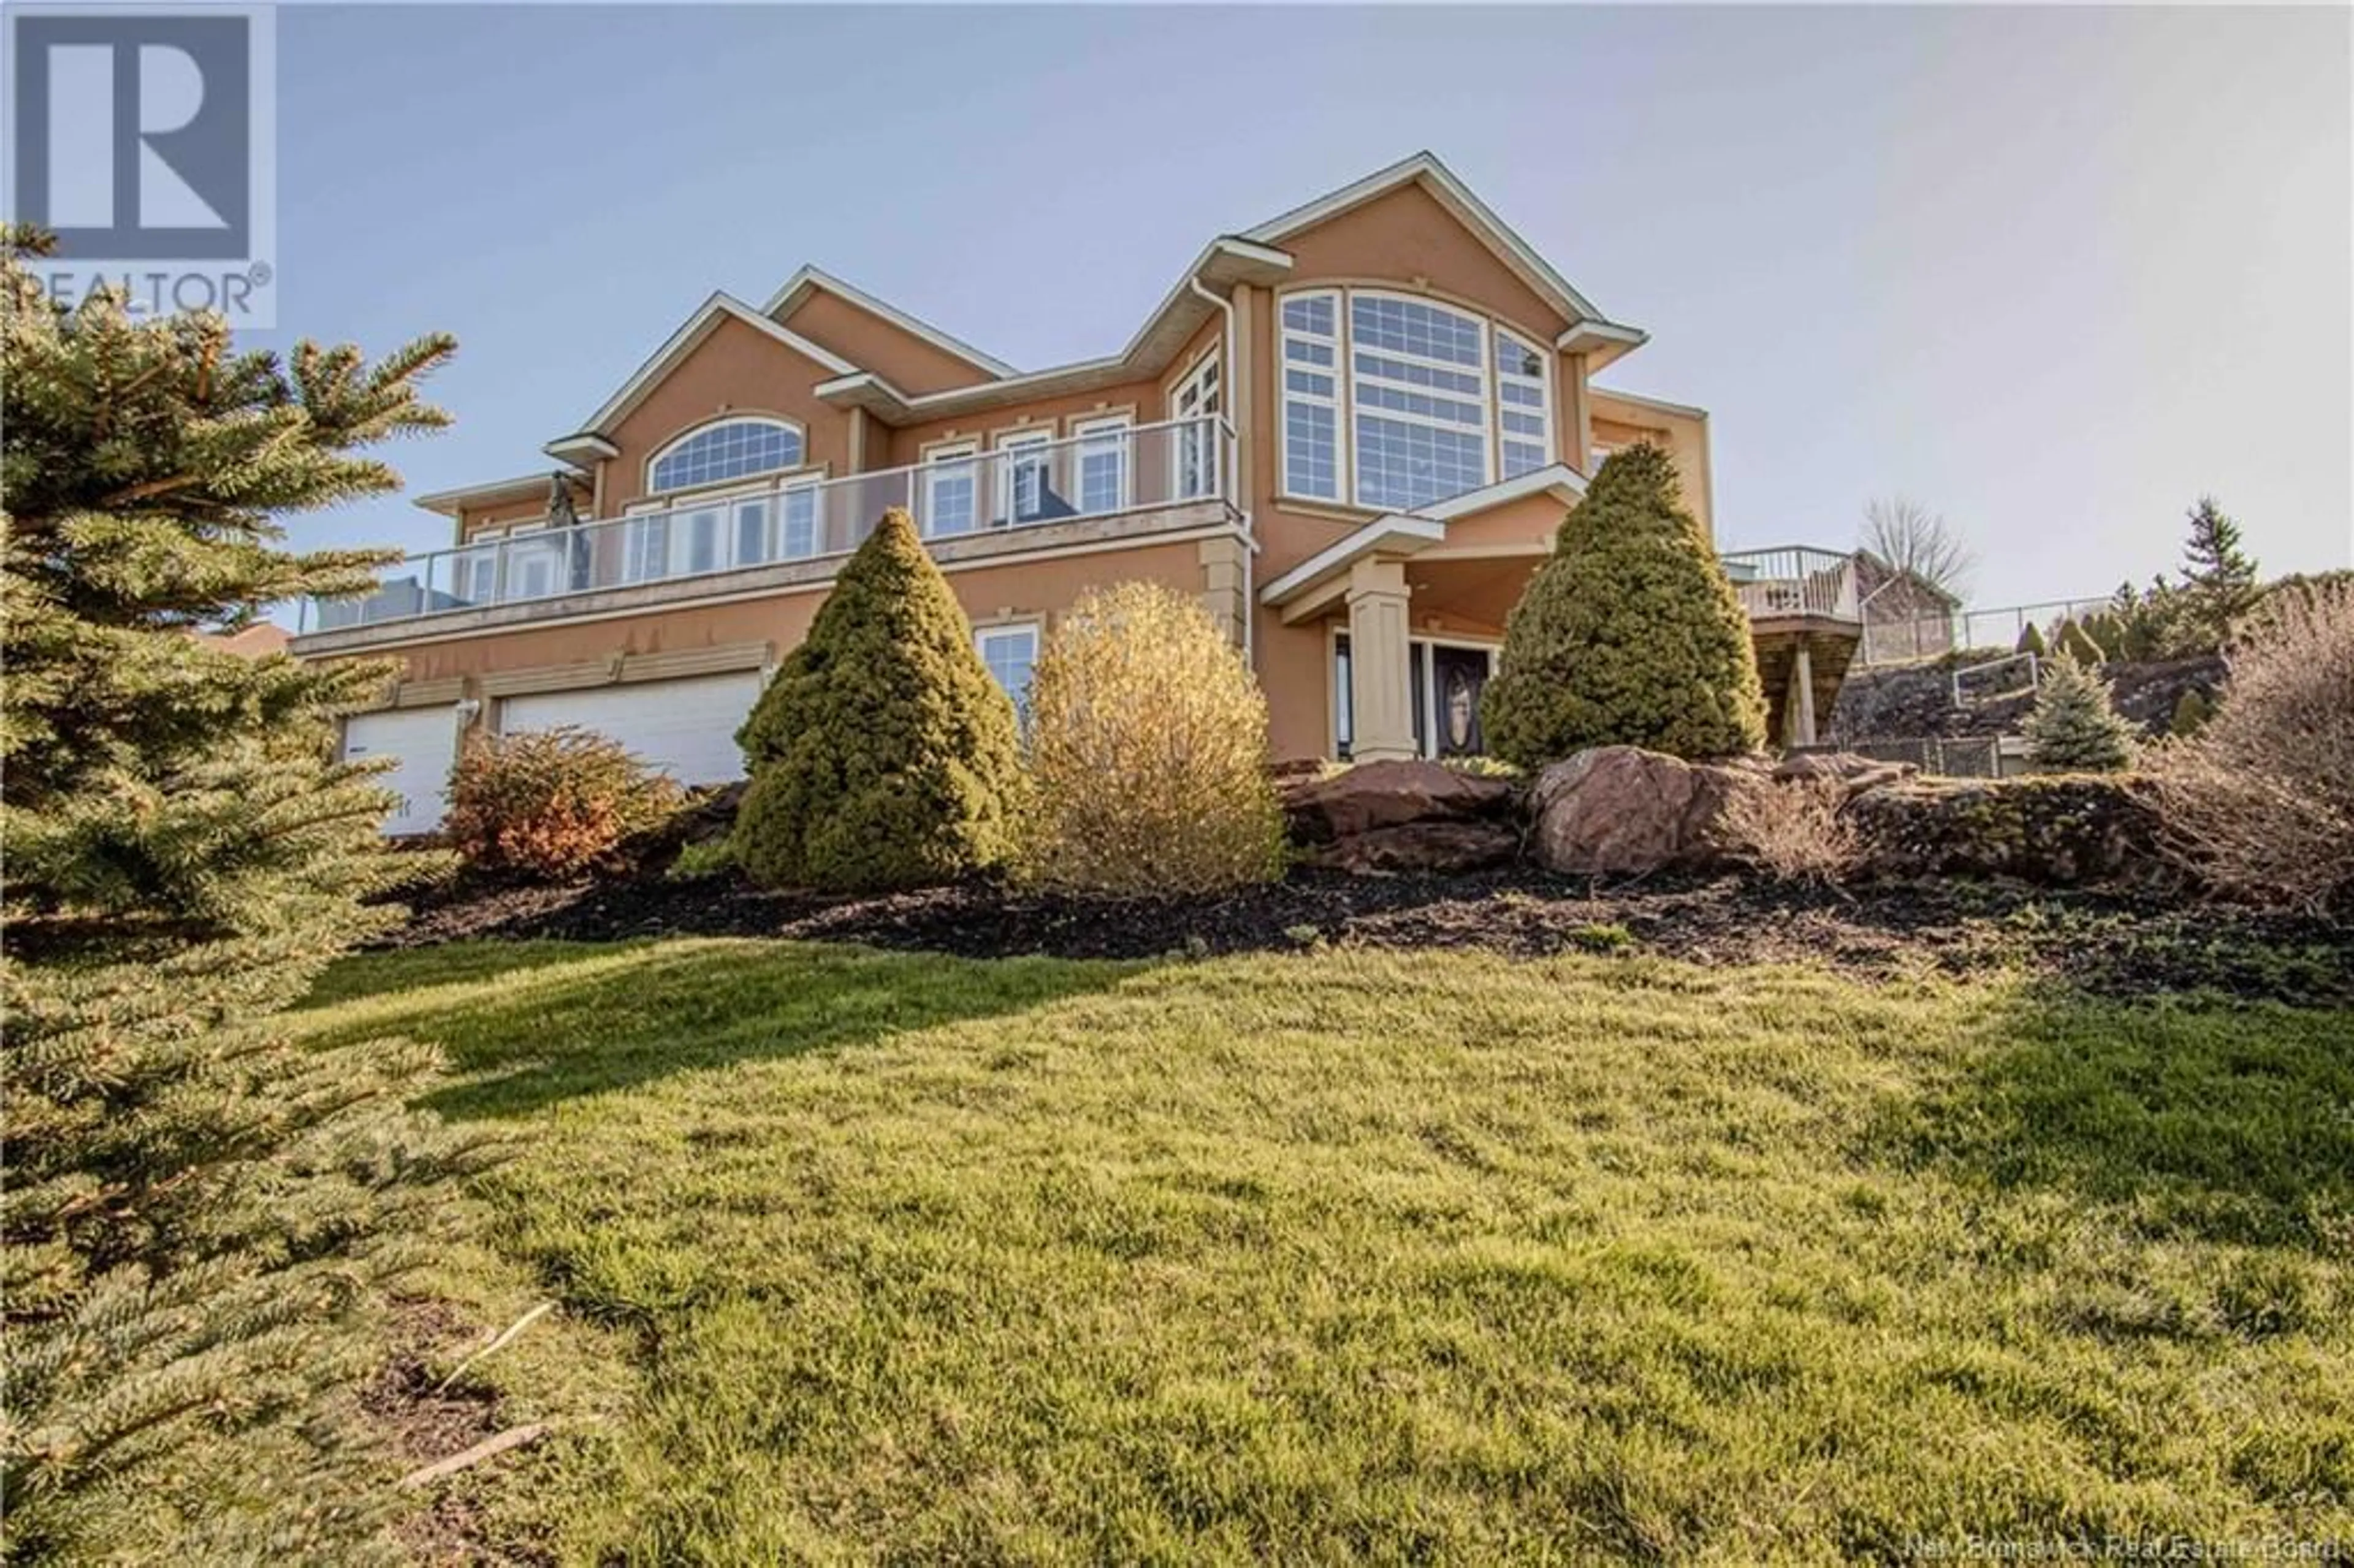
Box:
xmin=1335 ymin=633 xmax=1496 ymax=759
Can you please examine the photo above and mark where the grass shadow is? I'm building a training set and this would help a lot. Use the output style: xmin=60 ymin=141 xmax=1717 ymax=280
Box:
xmin=298 ymin=939 xmax=1145 ymax=1122
xmin=1873 ymin=981 xmax=2354 ymax=1253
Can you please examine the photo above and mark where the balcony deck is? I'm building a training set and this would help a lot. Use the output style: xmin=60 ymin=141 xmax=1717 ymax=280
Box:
xmin=292 ymin=416 xmax=1236 ymax=654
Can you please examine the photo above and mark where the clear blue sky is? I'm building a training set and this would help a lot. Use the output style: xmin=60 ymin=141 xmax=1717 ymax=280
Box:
xmin=254 ymin=3 xmax=2352 ymax=611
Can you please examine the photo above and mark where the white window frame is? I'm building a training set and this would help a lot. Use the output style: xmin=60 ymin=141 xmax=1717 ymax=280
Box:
xmin=994 ymin=426 xmax=1057 ymax=528
xmin=1169 ymin=349 xmax=1222 ymax=501
xmin=620 ymin=501 xmax=669 ymax=585
xmin=501 ymin=528 xmax=568 ymax=601
xmin=1071 ymin=414 xmax=1132 ymax=517
xmin=922 ymin=440 xmax=981 ymax=539
xmin=644 ymin=415 xmax=807 ymax=497
xmin=973 ymin=620 xmax=1042 ymax=717
xmin=777 ymin=477 xmax=822 ymax=560
xmin=1493 ymin=324 xmax=1554 ymax=481
xmin=1348 ymin=289 xmax=1491 ymax=513
xmin=1279 ymin=288 xmax=1345 ymax=503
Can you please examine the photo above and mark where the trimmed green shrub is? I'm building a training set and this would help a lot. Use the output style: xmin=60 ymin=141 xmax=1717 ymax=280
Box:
xmin=446 ymin=725 xmax=684 ymax=878
xmin=734 ymin=509 xmax=1024 ymax=891
xmin=668 ymin=834 xmax=738 ymax=881
xmin=2024 ymin=654 xmax=2136 ymax=773
xmin=1482 ymin=444 xmax=1766 ymax=766
xmin=2054 ymin=617 xmax=2106 ymax=666
xmin=1021 ymin=581 xmax=1284 ymax=894
xmin=2014 ymin=622 xmax=2047 ymax=657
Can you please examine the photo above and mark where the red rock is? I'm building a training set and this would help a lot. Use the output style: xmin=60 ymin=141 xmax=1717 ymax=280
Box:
xmin=1282 ymin=759 xmax=1515 ymax=843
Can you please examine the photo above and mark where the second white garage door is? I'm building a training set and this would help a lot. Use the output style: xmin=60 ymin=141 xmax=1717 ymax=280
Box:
xmin=501 ymin=672 xmax=765 ymax=785
xmin=343 ymin=706 xmax=461 ymax=835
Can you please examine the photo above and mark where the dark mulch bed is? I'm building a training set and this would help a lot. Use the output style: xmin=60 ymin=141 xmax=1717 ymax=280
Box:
xmin=383 ymin=862 xmax=2354 ymax=1008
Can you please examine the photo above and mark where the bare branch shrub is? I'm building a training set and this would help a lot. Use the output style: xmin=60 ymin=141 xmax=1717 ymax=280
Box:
xmin=446 ymin=725 xmax=683 ymax=878
xmin=1862 ymin=495 xmax=1976 ymax=600
xmin=2148 ymin=580 xmax=2354 ymax=911
xmin=1021 ymin=582 xmax=1285 ymax=894
xmin=1720 ymin=777 xmax=1860 ymax=882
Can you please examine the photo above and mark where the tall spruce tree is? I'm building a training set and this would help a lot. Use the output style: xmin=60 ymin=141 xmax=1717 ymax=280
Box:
xmin=1481 ymin=444 xmax=1766 ymax=766
xmin=2 ymin=230 xmax=495 ymax=1561
xmin=2023 ymin=653 xmax=2138 ymax=773
xmin=2177 ymin=495 xmax=2261 ymax=651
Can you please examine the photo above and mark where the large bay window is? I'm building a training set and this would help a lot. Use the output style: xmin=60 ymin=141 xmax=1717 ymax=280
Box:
xmin=1279 ymin=288 xmax=1556 ymax=512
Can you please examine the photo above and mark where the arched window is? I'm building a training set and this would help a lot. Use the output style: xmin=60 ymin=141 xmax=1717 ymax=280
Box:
xmin=647 ymin=417 xmax=804 ymax=493
xmin=1278 ymin=288 xmax=1558 ymax=512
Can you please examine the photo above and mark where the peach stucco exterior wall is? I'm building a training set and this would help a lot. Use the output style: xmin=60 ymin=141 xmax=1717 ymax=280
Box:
xmin=1590 ymin=395 xmax=1713 ymax=536
xmin=457 ymin=489 xmax=576 ymax=542
xmin=600 ymin=316 xmax=856 ymax=514
xmin=779 ymin=291 xmax=996 ymax=397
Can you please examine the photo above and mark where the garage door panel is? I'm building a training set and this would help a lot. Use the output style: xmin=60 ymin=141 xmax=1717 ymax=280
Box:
xmin=500 ymin=672 xmax=763 ymax=785
xmin=343 ymin=707 xmax=460 ymax=835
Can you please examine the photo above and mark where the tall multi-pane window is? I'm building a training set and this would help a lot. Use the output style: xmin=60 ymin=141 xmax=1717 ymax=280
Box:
xmin=1073 ymin=416 xmax=1130 ymax=515
xmin=1494 ymin=327 xmax=1552 ymax=481
xmin=1278 ymin=289 xmax=1557 ymax=512
xmin=975 ymin=625 xmax=1040 ymax=723
xmin=647 ymin=417 xmax=804 ymax=493
xmin=1281 ymin=292 xmax=1341 ymax=500
xmin=923 ymin=443 xmax=978 ymax=537
xmin=1352 ymin=294 xmax=1488 ymax=512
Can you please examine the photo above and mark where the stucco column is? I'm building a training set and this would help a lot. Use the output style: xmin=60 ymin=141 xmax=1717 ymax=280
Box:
xmin=1346 ymin=557 xmax=1415 ymax=763
xmin=1789 ymin=643 xmax=1818 ymax=748
xmin=1198 ymin=535 xmax=1246 ymax=648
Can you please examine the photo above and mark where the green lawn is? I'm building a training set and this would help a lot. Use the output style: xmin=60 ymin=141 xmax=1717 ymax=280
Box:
xmin=297 ymin=940 xmax=2354 ymax=1564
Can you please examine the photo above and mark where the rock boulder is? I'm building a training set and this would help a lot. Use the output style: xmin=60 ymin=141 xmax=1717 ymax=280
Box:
xmin=1282 ymin=759 xmax=1515 ymax=845
xmin=1527 ymin=746 xmax=1772 ymax=876
xmin=1846 ymin=775 xmax=2167 ymax=886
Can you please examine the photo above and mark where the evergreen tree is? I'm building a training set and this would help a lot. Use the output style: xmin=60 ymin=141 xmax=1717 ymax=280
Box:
xmin=2168 ymin=687 xmax=2214 ymax=738
xmin=2 ymin=229 xmax=494 ymax=1559
xmin=2014 ymin=621 xmax=2047 ymax=658
xmin=734 ymin=509 xmax=1025 ymax=891
xmin=2177 ymin=495 xmax=2261 ymax=650
xmin=1482 ymin=444 xmax=1767 ymax=766
xmin=2023 ymin=653 xmax=2138 ymax=772
xmin=2054 ymin=617 xmax=2107 ymax=666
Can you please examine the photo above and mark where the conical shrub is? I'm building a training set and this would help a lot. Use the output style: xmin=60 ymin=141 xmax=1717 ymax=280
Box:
xmin=1482 ymin=444 xmax=1766 ymax=766
xmin=733 ymin=509 xmax=1025 ymax=891
xmin=2024 ymin=653 xmax=2136 ymax=772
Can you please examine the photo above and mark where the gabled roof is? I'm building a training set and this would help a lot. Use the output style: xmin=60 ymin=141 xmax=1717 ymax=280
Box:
xmin=761 ymin=265 xmax=1018 ymax=380
xmin=1244 ymin=152 xmax=1645 ymax=360
xmin=546 ymin=294 xmax=859 ymax=457
xmin=812 ymin=237 xmax=1292 ymax=424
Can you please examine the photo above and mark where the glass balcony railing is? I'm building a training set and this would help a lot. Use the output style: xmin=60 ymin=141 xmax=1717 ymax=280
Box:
xmin=1719 ymin=546 xmax=1861 ymax=623
xmin=300 ymin=415 xmax=1235 ymax=635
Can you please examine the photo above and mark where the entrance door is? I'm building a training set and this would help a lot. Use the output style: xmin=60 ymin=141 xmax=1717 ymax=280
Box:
xmin=1429 ymin=645 xmax=1490 ymax=757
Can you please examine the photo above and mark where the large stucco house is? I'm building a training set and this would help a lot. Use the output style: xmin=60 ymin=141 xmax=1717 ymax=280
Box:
xmin=294 ymin=153 xmax=1862 ymax=834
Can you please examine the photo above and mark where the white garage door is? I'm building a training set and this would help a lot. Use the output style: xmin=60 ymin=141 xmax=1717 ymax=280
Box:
xmin=500 ymin=672 xmax=764 ymax=785
xmin=343 ymin=706 xmax=461 ymax=835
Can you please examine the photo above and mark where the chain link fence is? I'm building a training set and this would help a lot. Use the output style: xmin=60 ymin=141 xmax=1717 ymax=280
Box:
xmin=1819 ymin=735 xmax=2010 ymax=778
